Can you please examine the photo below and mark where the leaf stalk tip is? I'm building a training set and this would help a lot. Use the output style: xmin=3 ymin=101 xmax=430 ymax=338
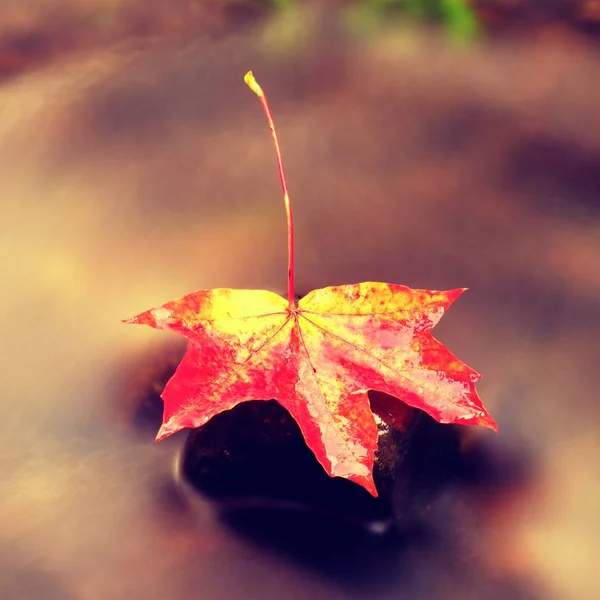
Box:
xmin=244 ymin=71 xmax=264 ymax=98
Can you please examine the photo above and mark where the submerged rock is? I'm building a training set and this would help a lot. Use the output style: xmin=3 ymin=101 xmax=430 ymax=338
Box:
xmin=180 ymin=394 xmax=461 ymax=530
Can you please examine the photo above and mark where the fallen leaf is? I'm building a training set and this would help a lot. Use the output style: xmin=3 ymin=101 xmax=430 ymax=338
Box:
xmin=127 ymin=283 xmax=495 ymax=496
xmin=125 ymin=72 xmax=496 ymax=496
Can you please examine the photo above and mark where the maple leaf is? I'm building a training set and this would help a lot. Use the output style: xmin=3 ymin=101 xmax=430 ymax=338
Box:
xmin=125 ymin=72 xmax=497 ymax=497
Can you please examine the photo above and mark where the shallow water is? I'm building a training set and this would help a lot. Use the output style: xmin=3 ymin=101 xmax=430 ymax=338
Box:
xmin=1 ymin=26 xmax=599 ymax=600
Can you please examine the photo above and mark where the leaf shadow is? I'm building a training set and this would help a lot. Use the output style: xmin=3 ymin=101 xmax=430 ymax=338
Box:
xmin=215 ymin=424 xmax=539 ymax=598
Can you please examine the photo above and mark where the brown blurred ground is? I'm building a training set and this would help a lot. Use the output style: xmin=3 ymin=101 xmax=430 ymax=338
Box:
xmin=0 ymin=0 xmax=268 ymax=79
xmin=1 ymin=1 xmax=600 ymax=80
xmin=0 ymin=4 xmax=599 ymax=600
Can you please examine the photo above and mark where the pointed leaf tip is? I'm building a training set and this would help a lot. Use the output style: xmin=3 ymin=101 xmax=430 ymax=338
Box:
xmin=353 ymin=474 xmax=378 ymax=497
xmin=483 ymin=412 xmax=500 ymax=434
xmin=122 ymin=312 xmax=151 ymax=327
xmin=155 ymin=421 xmax=177 ymax=442
xmin=445 ymin=287 xmax=468 ymax=306
xmin=466 ymin=406 xmax=498 ymax=433
xmin=122 ymin=314 xmax=144 ymax=325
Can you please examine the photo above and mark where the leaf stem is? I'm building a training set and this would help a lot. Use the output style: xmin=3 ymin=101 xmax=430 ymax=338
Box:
xmin=245 ymin=71 xmax=296 ymax=309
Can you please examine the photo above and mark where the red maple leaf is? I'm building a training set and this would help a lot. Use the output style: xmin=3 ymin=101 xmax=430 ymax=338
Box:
xmin=126 ymin=72 xmax=497 ymax=496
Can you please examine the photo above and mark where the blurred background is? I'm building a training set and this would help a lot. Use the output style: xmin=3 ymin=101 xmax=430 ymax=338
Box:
xmin=0 ymin=2 xmax=599 ymax=599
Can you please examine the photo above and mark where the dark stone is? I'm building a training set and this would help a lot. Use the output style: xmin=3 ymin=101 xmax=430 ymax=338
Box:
xmin=180 ymin=395 xmax=462 ymax=531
